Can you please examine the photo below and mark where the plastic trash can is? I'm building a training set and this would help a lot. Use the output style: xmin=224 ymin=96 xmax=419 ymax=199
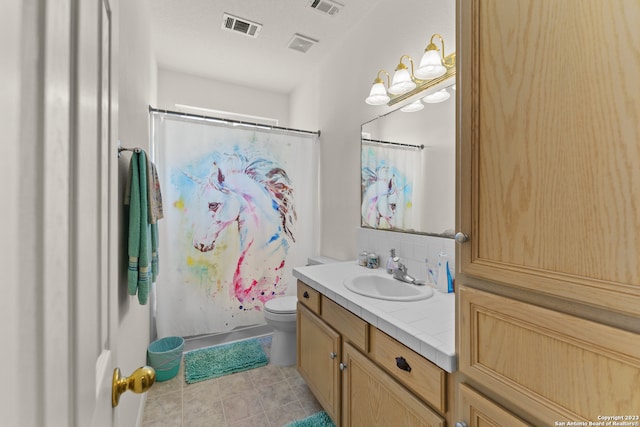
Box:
xmin=147 ymin=336 xmax=184 ymax=382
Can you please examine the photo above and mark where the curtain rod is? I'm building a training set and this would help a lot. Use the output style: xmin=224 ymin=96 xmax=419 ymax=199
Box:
xmin=362 ymin=138 xmax=424 ymax=150
xmin=149 ymin=106 xmax=321 ymax=137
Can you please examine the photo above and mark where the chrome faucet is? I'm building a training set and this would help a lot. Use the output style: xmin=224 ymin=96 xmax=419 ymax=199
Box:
xmin=392 ymin=262 xmax=416 ymax=284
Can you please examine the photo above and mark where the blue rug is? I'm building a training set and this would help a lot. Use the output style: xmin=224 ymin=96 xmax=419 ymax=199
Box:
xmin=285 ymin=411 xmax=336 ymax=427
xmin=184 ymin=337 xmax=269 ymax=384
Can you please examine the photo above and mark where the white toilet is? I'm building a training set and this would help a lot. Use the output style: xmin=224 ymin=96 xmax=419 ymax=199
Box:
xmin=264 ymin=295 xmax=298 ymax=366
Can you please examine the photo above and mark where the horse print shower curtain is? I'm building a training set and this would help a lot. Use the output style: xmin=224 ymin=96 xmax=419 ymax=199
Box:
xmin=151 ymin=112 xmax=319 ymax=338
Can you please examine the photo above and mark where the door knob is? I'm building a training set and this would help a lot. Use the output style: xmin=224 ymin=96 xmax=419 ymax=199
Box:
xmin=112 ymin=366 xmax=156 ymax=407
xmin=455 ymin=422 xmax=468 ymax=427
xmin=339 ymin=362 xmax=347 ymax=371
xmin=454 ymin=232 xmax=469 ymax=243
xmin=329 ymin=352 xmax=337 ymax=359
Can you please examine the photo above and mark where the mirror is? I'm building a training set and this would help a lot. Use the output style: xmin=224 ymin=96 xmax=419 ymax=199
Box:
xmin=361 ymin=81 xmax=455 ymax=237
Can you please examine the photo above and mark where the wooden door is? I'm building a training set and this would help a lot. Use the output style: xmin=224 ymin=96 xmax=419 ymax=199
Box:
xmin=342 ymin=342 xmax=444 ymax=427
xmin=458 ymin=286 xmax=640 ymax=423
xmin=458 ymin=384 xmax=531 ymax=427
xmin=297 ymin=303 xmax=341 ymax=424
xmin=457 ymin=0 xmax=640 ymax=315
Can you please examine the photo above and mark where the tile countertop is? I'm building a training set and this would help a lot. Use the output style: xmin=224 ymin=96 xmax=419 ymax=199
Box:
xmin=292 ymin=261 xmax=456 ymax=373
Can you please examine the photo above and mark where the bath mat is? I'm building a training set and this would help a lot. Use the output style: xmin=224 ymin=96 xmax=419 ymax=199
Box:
xmin=184 ymin=337 xmax=269 ymax=384
xmin=285 ymin=411 xmax=335 ymax=427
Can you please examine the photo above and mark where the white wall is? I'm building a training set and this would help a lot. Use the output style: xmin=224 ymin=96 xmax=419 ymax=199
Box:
xmin=290 ymin=0 xmax=456 ymax=260
xmin=157 ymin=68 xmax=290 ymax=126
xmin=117 ymin=0 xmax=157 ymax=425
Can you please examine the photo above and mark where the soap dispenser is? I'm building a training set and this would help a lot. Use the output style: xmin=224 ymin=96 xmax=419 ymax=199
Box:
xmin=386 ymin=249 xmax=399 ymax=274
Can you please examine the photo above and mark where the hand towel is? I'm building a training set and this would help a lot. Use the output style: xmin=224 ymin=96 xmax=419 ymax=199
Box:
xmin=125 ymin=151 xmax=152 ymax=304
xmin=147 ymin=157 xmax=164 ymax=224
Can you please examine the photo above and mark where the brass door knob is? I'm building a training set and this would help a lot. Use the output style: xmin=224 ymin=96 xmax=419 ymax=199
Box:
xmin=112 ymin=366 xmax=156 ymax=407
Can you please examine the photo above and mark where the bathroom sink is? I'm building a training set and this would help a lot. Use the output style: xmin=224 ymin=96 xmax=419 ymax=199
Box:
xmin=343 ymin=274 xmax=434 ymax=301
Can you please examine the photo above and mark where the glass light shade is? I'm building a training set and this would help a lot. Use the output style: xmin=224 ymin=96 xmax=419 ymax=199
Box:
xmin=400 ymin=100 xmax=424 ymax=112
xmin=388 ymin=68 xmax=416 ymax=95
xmin=414 ymin=50 xmax=446 ymax=80
xmin=422 ymin=89 xmax=450 ymax=103
xmin=365 ymin=82 xmax=390 ymax=105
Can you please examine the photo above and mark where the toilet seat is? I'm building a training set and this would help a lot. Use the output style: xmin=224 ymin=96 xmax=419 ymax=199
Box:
xmin=264 ymin=296 xmax=297 ymax=314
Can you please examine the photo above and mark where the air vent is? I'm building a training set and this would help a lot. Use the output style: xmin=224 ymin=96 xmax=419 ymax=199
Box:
xmin=308 ymin=0 xmax=343 ymax=16
xmin=221 ymin=13 xmax=262 ymax=38
xmin=287 ymin=34 xmax=318 ymax=53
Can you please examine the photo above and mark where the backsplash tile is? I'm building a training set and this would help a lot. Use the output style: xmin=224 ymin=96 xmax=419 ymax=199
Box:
xmin=356 ymin=228 xmax=455 ymax=284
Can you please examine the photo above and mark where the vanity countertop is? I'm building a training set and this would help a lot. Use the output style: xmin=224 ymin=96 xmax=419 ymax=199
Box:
xmin=292 ymin=261 xmax=456 ymax=373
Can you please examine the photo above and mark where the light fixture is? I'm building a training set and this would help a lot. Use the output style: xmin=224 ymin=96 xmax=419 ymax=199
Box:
xmin=422 ymin=88 xmax=450 ymax=103
xmin=400 ymin=100 xmax=424 ymax=112
xmin=388 ymin=55 xmax=416 ymax=95
xmin=415 ymin=34 xmax=454 ymax=80
xmin=365 ymin=70 xmax=391 ymax=105
xmin=364 ymin=33 xmax=456 ymax=106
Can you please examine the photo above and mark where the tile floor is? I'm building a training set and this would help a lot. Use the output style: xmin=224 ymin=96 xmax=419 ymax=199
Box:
xmin=142 ymin=337 xmax=324 ymax=427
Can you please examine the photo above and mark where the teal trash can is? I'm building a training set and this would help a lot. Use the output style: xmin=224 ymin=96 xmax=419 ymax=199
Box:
xmin=147 ymin=336 xmax=184 ymax=382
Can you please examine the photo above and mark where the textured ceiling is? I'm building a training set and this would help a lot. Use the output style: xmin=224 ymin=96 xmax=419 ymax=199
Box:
xmin=150 ymin=0 xmax=385 ymax=94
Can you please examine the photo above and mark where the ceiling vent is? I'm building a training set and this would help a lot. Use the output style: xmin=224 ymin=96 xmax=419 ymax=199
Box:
xmin=221 ymin=13 xmax=262 ymax=38
xmin=287 ymin=34 xmax=318 ymax=53
xmin=308 ymin=0 xmax=343 ymax=16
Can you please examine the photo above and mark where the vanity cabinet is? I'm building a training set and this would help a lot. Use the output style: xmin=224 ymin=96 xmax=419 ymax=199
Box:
xmin=297 ymin=303 xmax=341 ymax=422
xmin=342 ymin=341 xmax=443 ymax=427
xmin=456 ymin=0 xmax=640 ymax=424
xmin=296 ymin=281 xmax=446 ymax=427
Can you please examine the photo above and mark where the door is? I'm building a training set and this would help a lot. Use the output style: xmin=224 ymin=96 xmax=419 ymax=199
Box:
xmin=458 ymin=384 xmax=530 ymax=427
xmin=5 ymin=1 xmax=119 ymax=425
xmin=297 ymin=303 xmax=341 ymax=424
xmin=75 ymin=0 xmax=118 ymax=425
xmin=342 ymin=342 xmax=444 ymax=427
xmin=457 ymin=0 xmax=640 ymax=315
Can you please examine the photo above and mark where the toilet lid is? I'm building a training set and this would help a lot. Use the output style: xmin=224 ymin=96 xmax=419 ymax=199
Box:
xmin=264 ymin=296 xmax=298 ymax=314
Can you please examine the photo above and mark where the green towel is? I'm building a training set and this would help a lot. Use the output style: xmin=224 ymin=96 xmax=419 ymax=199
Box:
xmin=126 ymin=151 xmax=158 ymax=305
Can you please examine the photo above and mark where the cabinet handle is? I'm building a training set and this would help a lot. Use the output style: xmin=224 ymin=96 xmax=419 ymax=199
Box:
xmin=395 ymin=356 xmax=412 ymax=372
xmin=329 ymin=352 xmax=337 ymax=359
xmin=454 ymin=232 xmax=469 ymax=243
xmin=455 ymin=423 xmax=468 ymax=427
xmin=339 ymin=362 xmax=347 ymax=371
xmin=303 ymin=291 xmax=309 ymax=298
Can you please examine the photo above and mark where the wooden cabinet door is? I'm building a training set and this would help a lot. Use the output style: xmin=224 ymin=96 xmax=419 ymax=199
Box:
xmin=297 ymin=303 xmax=341 ymax=424
xmin=458 ymin=286 xmax=640 ymax=423
xmin=458 ymin=384 xmax=531 ymax=427
xmin=457 ymin=0 xmax=640 ymax=315
xmin=342 ymin=342 xmax=444 ymax=427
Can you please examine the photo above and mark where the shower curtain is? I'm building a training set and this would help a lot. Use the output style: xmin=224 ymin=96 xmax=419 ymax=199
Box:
xmin=151 ymin=112 xmax=319 ymax=338
xmin=361 ymin=141 xmax=421 ymax=231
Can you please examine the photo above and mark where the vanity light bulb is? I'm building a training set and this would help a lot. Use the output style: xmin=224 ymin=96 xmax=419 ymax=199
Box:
xmin=422 ymin=89 xmax=450 ymax=104
xmin=365 ymin=82 xmax=390 ymax=105
xmin=415 ymin=49 xmax=446 ymax=80
xmin=388 ymin=68 xmax=416 ymax=95
xmin=400 ymin=100 xmax=424 ymax=112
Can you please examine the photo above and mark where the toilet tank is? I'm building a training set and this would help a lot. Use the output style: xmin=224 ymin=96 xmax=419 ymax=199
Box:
xmin=306 ymin=256 xmax=340 ymax=266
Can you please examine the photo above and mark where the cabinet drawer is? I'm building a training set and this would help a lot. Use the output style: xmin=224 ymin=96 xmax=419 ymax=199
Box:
xmin=321 ymin=297 xmax=368 ymax=352
xmin=297 ymin=280 xmax=321 ymax=314
xmin=370 ymin=327 xmax=446 ymax=413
